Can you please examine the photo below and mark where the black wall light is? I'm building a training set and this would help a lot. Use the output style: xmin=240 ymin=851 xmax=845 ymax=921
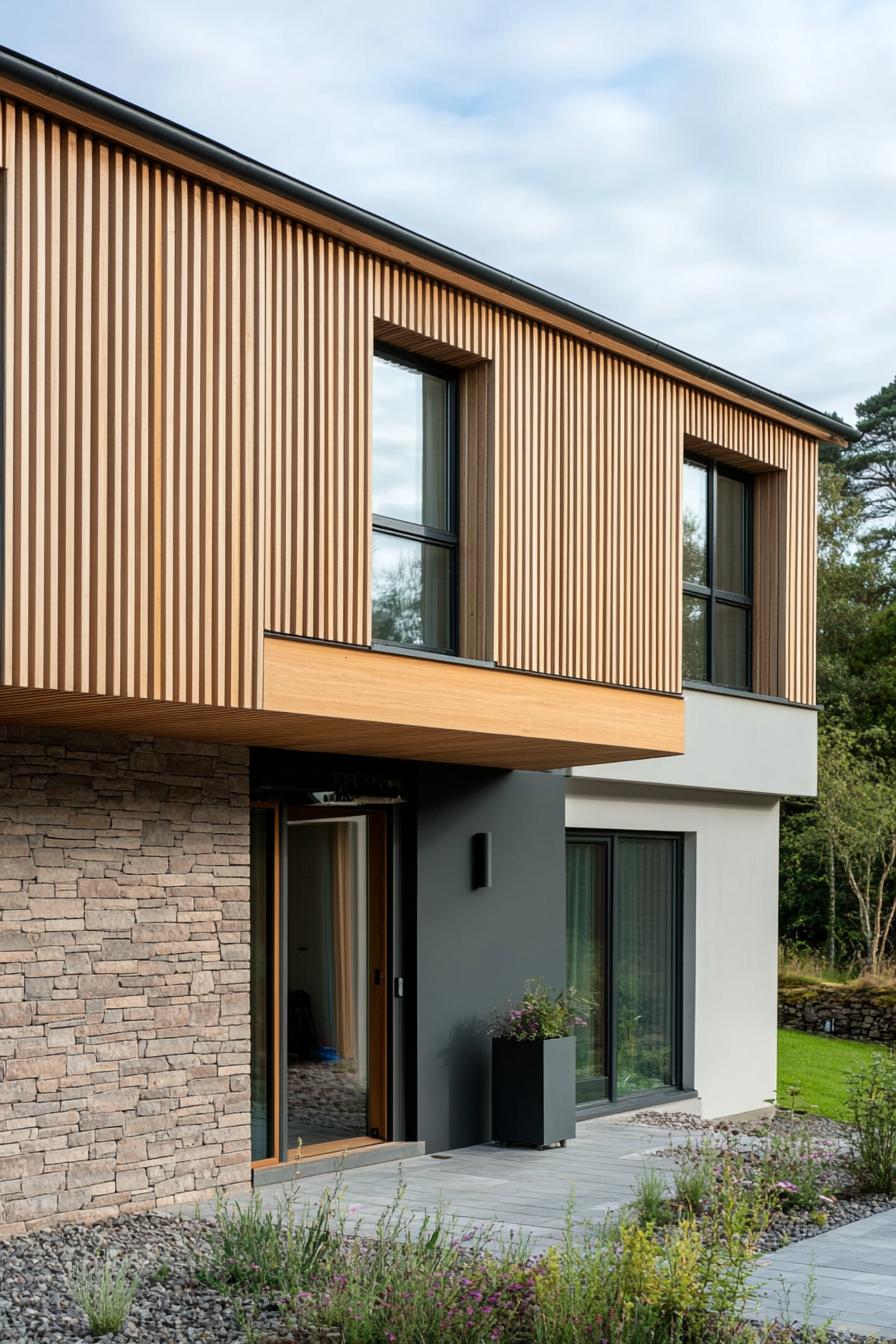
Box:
xmin=471 ymin=832 xmax=492 ymax=890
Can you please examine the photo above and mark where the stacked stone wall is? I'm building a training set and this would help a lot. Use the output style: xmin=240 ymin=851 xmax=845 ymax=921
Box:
xmin=779 ymin=983 xmax=896 ymax=1044
xmin=0 ymin=726 xmax=251 ymax=1236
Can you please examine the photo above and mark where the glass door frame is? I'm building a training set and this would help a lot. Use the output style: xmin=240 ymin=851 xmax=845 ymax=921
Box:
xmin=250 ymin=800 xmax=396 ymax=1171
xmin=250 ymin=801 xmax=282 ymax=1171
xmin=566 ymin=828 xmax=685 ymax=1114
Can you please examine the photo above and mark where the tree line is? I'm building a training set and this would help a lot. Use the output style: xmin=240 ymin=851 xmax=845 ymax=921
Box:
xmin=780 ymin=373 xmax=896 ymax=973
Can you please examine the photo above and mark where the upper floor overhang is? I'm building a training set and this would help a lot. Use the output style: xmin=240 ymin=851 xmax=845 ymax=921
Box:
xmin=0 ymin=638 xmax=684 ymax=772
xmin=0 ymin=50 xmax=832 ymax=753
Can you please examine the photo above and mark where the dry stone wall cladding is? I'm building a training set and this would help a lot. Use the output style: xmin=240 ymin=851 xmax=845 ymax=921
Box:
xmin=0 ymin=727 xmax=251 ymax=1236
xmin=779 ymin=984 xmax=896 ymax=1044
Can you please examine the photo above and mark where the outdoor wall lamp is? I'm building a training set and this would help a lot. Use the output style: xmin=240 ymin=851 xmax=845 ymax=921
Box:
xmin=471 ymin=832 xmax=492 ymax=890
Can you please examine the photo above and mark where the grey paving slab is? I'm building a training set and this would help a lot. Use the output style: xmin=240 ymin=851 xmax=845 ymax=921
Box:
xmin=750 ymin=1206 xmax=896 ymax=1338
xmin=198 ymin=1117 xmax=688 ymax=1245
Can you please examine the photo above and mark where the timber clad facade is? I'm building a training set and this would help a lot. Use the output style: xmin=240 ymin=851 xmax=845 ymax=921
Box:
xmin=0 ymin=90 xmax=819 ymax=730
xmin=0 ymin=50 xmax=850 ymax=1237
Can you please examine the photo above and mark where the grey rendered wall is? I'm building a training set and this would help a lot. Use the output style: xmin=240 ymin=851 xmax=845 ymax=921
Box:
xmin=414 ymin=767 xmax=566 ymax=1153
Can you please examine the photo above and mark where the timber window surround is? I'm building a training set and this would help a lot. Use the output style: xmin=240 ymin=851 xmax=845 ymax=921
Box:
xmin=371 ymin=344 xmax=458 ymax=655
xmin=682 ymin=455 xmax=753 ymax=691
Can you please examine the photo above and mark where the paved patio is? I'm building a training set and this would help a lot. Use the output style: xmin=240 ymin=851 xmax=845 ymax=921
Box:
xmin=751 ymin=1207 xmax=896 ymax=1338
xmin=243 ymin=1118 xmax=689 ymax=1253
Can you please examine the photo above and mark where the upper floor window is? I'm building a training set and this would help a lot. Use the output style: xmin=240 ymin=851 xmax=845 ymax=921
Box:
xmin=682 ymin=455 xmax=752 ymax=690
xmin=371 ymin=345 xmax=457 ymax=654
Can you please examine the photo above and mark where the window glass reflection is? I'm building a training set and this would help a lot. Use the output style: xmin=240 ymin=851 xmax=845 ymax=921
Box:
xmin=372 ymin=356 xmax=448 ymax=530
xmin=682 ymin=593 xmax=708 ymax=681
xmin=682 ymin=461 xmax=708 ymax=586
xmin=371 ymin=532 xmax=453 ymax=653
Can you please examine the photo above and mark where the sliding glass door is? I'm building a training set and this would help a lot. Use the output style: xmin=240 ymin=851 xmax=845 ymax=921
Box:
xmin=614 ymin=837 xmax=679 ymax=1098
xmin=566 ymin=832 xmax=681 ymax=1108
xmin=566 ymin=839 xmax=609 ymax=1104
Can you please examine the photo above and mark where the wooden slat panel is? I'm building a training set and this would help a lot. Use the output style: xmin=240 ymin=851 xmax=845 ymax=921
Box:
xmin=366 ymin=260 xmax=816 ymax=701
xmin=264 ymin=222 xmax=372 ymax=646
xmin=0 ymin=98 xmax=265 ymax=708
xmin=457 ymin=362 xmax=492 ymax=663
xmin=0 ymin=88 xmax=819 ymax=712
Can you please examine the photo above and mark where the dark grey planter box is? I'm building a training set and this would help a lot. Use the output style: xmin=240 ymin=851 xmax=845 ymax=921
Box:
xmin=491 ymin=1035 xmax=576 ymax=1148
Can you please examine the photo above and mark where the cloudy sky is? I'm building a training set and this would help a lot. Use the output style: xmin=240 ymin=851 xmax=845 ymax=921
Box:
xmin=2 ymin=0 xmax=894 ymax=423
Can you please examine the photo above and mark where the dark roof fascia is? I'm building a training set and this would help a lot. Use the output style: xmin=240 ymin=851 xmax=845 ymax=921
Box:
xmin=0 ymin=43 xmax=860 ymax=444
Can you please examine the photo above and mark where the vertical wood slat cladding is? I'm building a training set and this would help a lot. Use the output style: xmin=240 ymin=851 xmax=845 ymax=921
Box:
xmin=0 ymin=91 xmax=819 ymax=709
xmin=265 ymin=223 xmax=372 ymax=647
xmin=683 ymin=390 xmax=818 ymax=704
xmin=0 ymin=98 xmax=265 ymax=707
xmin=457 ymin=362 xmax=492 ymax=664
xmin=375 ymin=261 xmax=817 ymax=702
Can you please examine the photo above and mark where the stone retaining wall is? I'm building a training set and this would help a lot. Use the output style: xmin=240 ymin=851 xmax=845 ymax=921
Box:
xmin=0 ymin=726 xmax=252 ymax=1236
xmin=779 ymin=983 xmax=896 ymax=1044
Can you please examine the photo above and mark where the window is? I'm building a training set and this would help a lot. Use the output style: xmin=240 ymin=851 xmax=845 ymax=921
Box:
xmin=371 ymin=345 xmax=457 ymax=654
xmin=566 ymin=831 xmax=682 ymax=1108
xmin=682 ymin=455 xmax=752 ymax=690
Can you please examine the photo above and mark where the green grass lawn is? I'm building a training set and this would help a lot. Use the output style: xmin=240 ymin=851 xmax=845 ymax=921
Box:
xmin=777 ymin=1028 xmax=886 ymax=1121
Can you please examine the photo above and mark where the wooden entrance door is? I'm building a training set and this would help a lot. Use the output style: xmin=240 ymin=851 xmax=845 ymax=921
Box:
xmin=284 ymin=808 xmax=389 ymax=1158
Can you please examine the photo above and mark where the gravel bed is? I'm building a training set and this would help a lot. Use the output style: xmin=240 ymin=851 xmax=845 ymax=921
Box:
xmin=0 ymin=1211 xmax=264 ymax=1343
xmin=629 ymin=1108 xmax=853 ymax=1144
xmin=757 ymin=1187 xmax=896 ymax=1253
xmin=630 ymin=1111 xmax=896 ymax=1256
xmin=748 ymin=1325 xmax=895 ymax=1343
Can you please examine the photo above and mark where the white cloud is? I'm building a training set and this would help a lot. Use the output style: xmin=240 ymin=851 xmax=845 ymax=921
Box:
xmin=4 ymin=0 xmax=895 ymax=419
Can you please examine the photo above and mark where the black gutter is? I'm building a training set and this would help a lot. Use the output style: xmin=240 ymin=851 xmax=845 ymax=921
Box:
xmin=0 ymin=43 xmax=860 ymax=445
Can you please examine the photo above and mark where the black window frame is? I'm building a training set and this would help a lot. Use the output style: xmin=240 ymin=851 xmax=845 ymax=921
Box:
xmin=371 ymin=341 xmax=459 ymax=656
xmin=682 ymin=453 xmax=753 ymax=691
xmin=566 ymin=828 xmax=684 ymax=1114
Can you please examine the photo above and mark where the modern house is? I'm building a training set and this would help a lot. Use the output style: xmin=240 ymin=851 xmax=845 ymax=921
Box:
xmin=0 ymin=46 xmax=857 ymax=1236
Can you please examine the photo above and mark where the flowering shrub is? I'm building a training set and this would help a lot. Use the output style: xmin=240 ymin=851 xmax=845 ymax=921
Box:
xmin=668 ymin=1126 xmax=841 ymax=1236
xmin=847 ymin=1048 xmax=896 ymax=1193
xmin=488 ymin=978 xmax=593 ymax=1042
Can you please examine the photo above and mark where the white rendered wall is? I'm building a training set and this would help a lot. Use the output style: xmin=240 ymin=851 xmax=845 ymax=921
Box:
xmin=565 ymin=780 xmax=780 ymax=1120
xmin=575 ymin=689 xmax=816 ymax=799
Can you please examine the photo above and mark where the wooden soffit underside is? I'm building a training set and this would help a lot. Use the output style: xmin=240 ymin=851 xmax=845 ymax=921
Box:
xmin=0 ymin=638 xmax=683 ymax=771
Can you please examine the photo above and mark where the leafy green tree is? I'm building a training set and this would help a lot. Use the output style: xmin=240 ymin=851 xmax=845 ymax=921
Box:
xmin=780 ymin=465 xmax=885 ymax=962
xmin=815 ymin=463 xmax=896 ymax=747
xmin=815 ymin=722 xmax=896 ymax=976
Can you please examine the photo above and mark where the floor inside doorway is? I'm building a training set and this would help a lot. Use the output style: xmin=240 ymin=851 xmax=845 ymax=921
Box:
xmin=287 ymin=1059 xmax=368 ymax=1148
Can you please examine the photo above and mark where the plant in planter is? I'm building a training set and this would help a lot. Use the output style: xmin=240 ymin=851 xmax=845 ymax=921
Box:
xmin=489 ymin=979 xmax=593 ymax=1149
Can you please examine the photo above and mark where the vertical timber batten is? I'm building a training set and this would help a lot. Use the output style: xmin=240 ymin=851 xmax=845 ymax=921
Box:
xmin=0 ymin=88 xmax=820 ymax=713
xmin=0 ymin=96 xmax=265 ymax=709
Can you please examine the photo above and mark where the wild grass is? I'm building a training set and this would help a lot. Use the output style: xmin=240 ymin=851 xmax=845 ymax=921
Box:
xmin=67 ymin=1255 xmax=140 ymax=1338
xmin=779 ymin=943 xmax=896 ymax=989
